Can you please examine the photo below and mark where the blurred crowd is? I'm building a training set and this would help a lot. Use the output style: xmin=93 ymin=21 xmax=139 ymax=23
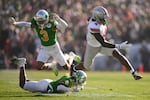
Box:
xmin=0 ymin=0 xmax=150 ymax=71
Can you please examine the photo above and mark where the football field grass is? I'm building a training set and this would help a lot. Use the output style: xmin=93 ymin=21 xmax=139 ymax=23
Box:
xmin=0 ymin=70 xmax=150 ymax=100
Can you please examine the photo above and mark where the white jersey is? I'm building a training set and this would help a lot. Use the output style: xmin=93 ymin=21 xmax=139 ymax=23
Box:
xmin=87 ymin=18 xmax=107 ymax=47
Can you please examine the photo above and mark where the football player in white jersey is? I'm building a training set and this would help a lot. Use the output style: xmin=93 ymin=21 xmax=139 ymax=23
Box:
xmin=75 ymin=6 xmax=142 ymax=80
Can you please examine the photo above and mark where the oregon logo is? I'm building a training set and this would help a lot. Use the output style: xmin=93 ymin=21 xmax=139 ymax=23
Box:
xmin=46 ymin=23 xmax=51 ymax=28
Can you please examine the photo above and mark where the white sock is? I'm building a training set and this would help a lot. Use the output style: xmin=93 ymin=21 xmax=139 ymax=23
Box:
xmin=18 ymin=64 xmax=25 ymax=68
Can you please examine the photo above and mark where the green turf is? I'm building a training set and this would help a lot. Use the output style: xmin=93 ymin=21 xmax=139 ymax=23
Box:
xmin=0 ymin=70 xmax=150 ymax=100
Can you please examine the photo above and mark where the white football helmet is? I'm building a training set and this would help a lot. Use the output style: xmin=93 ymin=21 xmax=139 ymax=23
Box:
xmin=75 ymin=70 xmax=87 ymax=86
xmin=92 ymin=6 xmax=110 ymax=23
xmin=35 ymin=9 xmax=49 ymax=25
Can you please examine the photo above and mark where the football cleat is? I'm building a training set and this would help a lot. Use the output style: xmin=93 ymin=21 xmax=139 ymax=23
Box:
xmin=69 ymin=52 xmax=81 ymax=63
xmin=53 ymin=67 xmax=59 ymax=76
xmin=11 ymin=56 xmax=26 ymax=67
xmin=131 ymin=71 xmax=143 ymax=80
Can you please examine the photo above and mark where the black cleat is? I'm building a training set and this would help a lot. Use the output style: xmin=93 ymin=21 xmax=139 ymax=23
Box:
xmin=132 ymin=71 xmax=143 ymax=80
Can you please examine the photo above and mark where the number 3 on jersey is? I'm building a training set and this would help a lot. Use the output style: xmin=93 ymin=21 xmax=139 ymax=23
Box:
xmin=40 ymin=30 xmax=49 ymax=42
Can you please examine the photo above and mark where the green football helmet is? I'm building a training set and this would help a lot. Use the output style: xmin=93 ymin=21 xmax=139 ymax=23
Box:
xmin=35 ymin=9 xmax=49 ymax=25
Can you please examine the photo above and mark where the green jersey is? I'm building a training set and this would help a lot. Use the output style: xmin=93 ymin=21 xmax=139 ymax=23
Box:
xmin=49 ymin=75 xmax=75 ymax=93
xmin=31 ymin=17 xmax=57 ymax=46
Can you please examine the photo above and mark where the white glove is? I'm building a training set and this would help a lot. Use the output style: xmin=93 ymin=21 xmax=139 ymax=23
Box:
xmin=51 ymin=13 xmax=61 ymax=21
xmin=115 ymin=41 xmax=132 ymax=50
xmin=9 ymin=17 xmax=16 ymax=25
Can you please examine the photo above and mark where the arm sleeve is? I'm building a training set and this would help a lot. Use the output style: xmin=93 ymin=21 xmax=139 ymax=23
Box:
xmin=91 ymin=33 xmax=115 ymax=48
xmin=56 ymin=18 xmax=68 ymax=33
xmin=15 ymin=21 xmax=31 ymax=27
xmin=57 ymin=84 xmax=72 ymax=92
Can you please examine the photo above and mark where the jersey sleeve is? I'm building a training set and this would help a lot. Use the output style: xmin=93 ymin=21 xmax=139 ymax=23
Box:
xmin=31 ymin=17 xmax=37 ymax=28
xmin=89 ymin=22 xmax=100 ymax=34
xmin=89 ymin=21 xmax=107 ymax=38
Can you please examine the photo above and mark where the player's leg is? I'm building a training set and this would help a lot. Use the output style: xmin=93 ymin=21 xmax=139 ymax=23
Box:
xmin=101 ymin=47 xmax=142 ymax=80
xmin=36 ymin=47 xmax=52 ymax=70
xmin=112 ymin=49 xmax=134 ymax=71
xmin=19 ymin=66 xmax=28 ymax=88
xmin=73 ymin=62 xmax=85 ymax=70
xmin=67 ymin=52 xmax=86 ymax=75
xmin=51 ymin=43 xmax=71 ymax=70
xmin=37 ymin=60 xmax=57 ymax=70
xmin=112 ymin=49 xmax=142 ymax=80
xmin=37 ymin=61 xmax=55 ymax=70
xmin=100 ymin=47 xmax=142 ymax=80
xmin=54 ymin=52 xmax=70 ymax=70
xmin=36 ymin=61 xmax=45 ymax=70
xmin=11 ymin=57 xmax=27 ymax=88
xmin=74 ymin=44 xmax=99 ymax=71
xmin=83 ymin=44 xmax=99 ymax=70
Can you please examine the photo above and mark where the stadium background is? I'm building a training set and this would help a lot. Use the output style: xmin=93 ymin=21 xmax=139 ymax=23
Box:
xmin=0 ymin=0 xmax=150 ymax=71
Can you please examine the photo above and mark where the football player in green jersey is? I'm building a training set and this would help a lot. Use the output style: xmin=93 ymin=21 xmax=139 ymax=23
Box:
xmin=15 ymin=57 xmax=87 ymax=93
xmin=10 ymin=9 xmax=72 ymax=70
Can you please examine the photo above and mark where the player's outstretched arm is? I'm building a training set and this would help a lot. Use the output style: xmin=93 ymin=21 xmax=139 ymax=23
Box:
xmin=92 ymin=33 xmax=116 ymax=48
xmin=53 ymin=13 xmax=68 ymax=33
xmin=9 ymin=17 xmax=31 ymax=27
xmin=115 ymin=41 xmax=132 ymax=50
xmin=57 ymin=84 xmax=73 ymax=93
xmin=92 ymin=33 xmax=132 ymax=50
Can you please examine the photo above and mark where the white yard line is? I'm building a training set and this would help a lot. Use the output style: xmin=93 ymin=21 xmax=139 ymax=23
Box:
xmin=40 ymin=92 xmax=134 ymax=98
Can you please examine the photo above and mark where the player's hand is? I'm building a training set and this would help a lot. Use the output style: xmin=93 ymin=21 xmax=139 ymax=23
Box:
xmin=115 ymin=41 xmax=132 ymax=50
xmin=9 ymin=17 xmax=16 ymax=25
xmin=73 ymin=87 xmax=80 ymax=92
xmin=52 ymin=13 xmax=61 ymax=21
